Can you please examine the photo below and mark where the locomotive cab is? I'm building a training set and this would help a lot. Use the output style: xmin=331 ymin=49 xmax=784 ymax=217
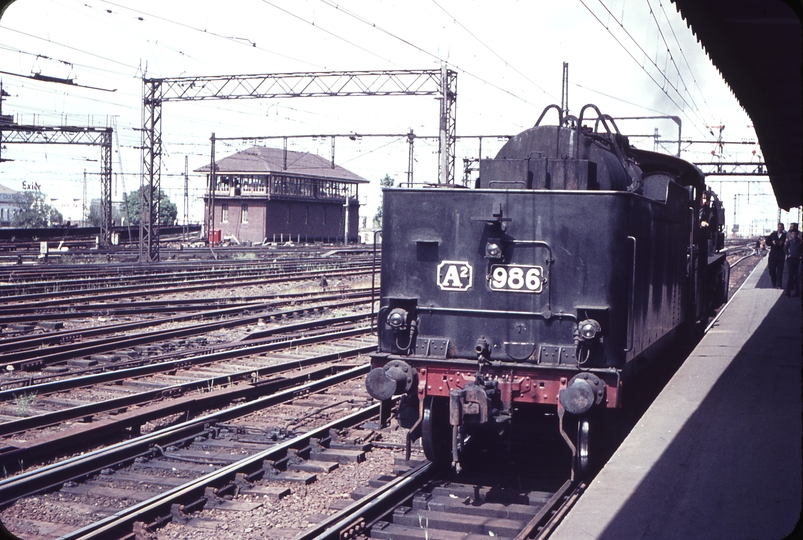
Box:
xmin=367 ymin=104 xmax=728 ymax=477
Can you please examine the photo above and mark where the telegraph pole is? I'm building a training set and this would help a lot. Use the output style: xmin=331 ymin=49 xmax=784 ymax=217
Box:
xmin=184 ymin=155 xmax=189 ymax=240
xmin=439 ymin=63 xmax=449 ymax=185
xmin=561 ymin=62 xmax=569 ymax=117
xmin=407 ymin=130 xmax=415 ymax=188
xmin=208 ymin=133 xmax=216 ymax=244
xmin=82 ymin=169 xmax=88 ymax=226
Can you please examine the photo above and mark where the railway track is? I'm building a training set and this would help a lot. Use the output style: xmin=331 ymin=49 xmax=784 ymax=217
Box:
xmin=0 ymin=337 xmax=374 ymax=470
xmin=0 ymin=287 xmax=370 ymax=323
xmin=0 ymin=298 xmax=588 ymax=540
xmin=0 ymin=293 xmax=371 ymax=373
xmin=0 ymin=262 xmax=373 ymax=301
xmin=0 ymin=247 xmax=764 ymax=539
xmin=1 ymin=392 xmax=587 ymax=540
xmin=0 ymin=237 xmax=377 ymax=265
xmin=0 ymin=368 xmax=382 ymax=539
xmin=301 ymin=473 xmax=586 ymax=540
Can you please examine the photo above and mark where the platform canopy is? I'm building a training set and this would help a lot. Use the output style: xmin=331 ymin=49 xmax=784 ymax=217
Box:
xmin=671 ymin=0 xmax=802 ymax=210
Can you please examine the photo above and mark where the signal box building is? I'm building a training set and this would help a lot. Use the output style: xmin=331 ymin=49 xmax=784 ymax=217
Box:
xmin=197 ymin=146 xmax=367 ymax=244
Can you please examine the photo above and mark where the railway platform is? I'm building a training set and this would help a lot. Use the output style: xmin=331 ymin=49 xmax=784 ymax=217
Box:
xmin=551 ymin=256 xmax=802 ymax=540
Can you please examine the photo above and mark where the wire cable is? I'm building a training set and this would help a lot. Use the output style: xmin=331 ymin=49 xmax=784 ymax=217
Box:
xmin=428 ymin=0 xmax=555 ymax=99
xmin=655 ymin=0 xmax=715 ymax=121
xmin=97 ymin=0 xmax=324 ymax=70
xmin=315 ymin=0 xmax=548 ymax=108
xmin=258 ymin=0 xmax=401 ymax=67
xmin=578 ymin=0 xmax=712 ymax=138
xmin=645 ymin=0 xmax=705 ymax=119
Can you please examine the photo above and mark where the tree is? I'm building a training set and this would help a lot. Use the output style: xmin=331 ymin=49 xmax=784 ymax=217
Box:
xmin=372 ymin=174 xmax=395 ymax=228
xmin=120 ymin=186 xmax=178 ymax=226
xmin=11 ymin=191 xmax=63 ymax=228
xmin=88 ymin=199 xmax=122 ymax=227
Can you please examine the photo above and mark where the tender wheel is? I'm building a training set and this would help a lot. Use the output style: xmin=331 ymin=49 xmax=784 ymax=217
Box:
xmin=575 ymin=416 xmax=591 ymax=478
xmin=421 ymin=396 xmax=451 ymax=465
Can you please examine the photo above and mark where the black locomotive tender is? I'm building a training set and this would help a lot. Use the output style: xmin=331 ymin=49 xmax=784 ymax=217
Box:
xmin=366 ymin=104 xmax=728 ymax=476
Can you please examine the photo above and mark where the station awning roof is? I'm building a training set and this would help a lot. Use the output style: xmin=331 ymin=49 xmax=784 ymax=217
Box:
xmin=671 ymin=0 xmax=802 ymax=210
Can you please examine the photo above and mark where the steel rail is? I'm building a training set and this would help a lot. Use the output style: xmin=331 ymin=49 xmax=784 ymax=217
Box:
xmin=295 ymin=461 xmax=434 ymax=540
xmin=0 ymin=297 xmax=370 ymax=370
xmin=0 ymin=252 xmax=369 ymax=275
xmin=0 ymin=327 xmax=372 ymax=434
xmin=0 ymin=251 xmax=377 ymax=268
xmin=0 ymin=264 xmax=373 ymax=304
xmin=58 ymin=402 xmax=383 ymax=540
xmin=0 ymin=256 xmax=360 ymax=283
xmin=0 ymin=291 xmax=370 ymax=349
xmin=0 ymin=287 xmax=373 ymax=321
xmin=729 ymin=251 xmax=758 ymax=268
xmin=0 ymin=250 xmax=375 ymax=277
xmin=0 ymin=313 xmax=372 ymax=393
xmin=0 ymin=261 xmax=343 ymax=291
xmin=0 ymin=349 xmax=373 ymax=474
xmin=0 ymin=364 xmax=372 ymax=509
xmin=513 ymin=480 xmax=584 ymax=539
xmin=0 ymin=260 xmax=369 ymax=291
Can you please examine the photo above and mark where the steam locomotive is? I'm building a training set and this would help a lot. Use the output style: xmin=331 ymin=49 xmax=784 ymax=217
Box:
xmin=366 ymin=104 xmax=728 ymax=476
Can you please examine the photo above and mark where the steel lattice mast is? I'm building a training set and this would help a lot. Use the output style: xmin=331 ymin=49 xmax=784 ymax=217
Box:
xmin=141 ymin=68 xmax=457 ymax=262
xmin=0 ymin=125 xmax=113 ymax=246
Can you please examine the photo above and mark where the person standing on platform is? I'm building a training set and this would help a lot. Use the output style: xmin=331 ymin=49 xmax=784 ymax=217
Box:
xmin=767 ymin=223 xmax=787 ymax=288
xmin=784 ymin=229 xmax=801 ymax=297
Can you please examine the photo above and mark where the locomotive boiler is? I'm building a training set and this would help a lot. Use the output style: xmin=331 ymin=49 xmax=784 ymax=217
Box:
xmin=366 ymin=104 xmax=728 ymax=476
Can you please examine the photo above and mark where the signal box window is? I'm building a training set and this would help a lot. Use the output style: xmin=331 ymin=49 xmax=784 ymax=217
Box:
xmin=222 ymin=204 xmax=229 ymax=223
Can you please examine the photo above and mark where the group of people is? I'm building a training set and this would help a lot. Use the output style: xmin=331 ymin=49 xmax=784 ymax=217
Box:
xmin=767 ymin=222 xmax=801 ymax=297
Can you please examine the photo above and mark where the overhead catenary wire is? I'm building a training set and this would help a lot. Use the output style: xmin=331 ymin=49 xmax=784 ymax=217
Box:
xmin=428 ymin=0 xmax=556 ymax=100
xmin=4 ymin=0 xmax=681 ymax=135
xmin=0 ymin=0 xmax=763 ymax=221
xmin=644 ymin=0 xmax=705 ymax=119
xmin=0 ymin=26 xmax=140 ymax=72
xmin=258 ymin=0 xmax=402 ymax=68
xmin=314 ymin=0 xmax=549 ymax=109
xmin=95 ymin=0 xmax=325 ymax=71
xmin=654 ymin=0 xmax=716 ymax=122
xmin=578 ymin=0 xmax=714 ymax=138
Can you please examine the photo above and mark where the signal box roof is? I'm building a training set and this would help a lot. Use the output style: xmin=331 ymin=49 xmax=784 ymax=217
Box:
xmin=195 ymin=146 xmax=368 ymax=184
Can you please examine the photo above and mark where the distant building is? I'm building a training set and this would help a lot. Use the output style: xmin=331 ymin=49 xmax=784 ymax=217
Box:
xmin=196 ymin=146 xmax=367 ymax=245
xmin=0 ymin=183 xmax=22 ymax=226
xmin=48 ymin=196 xmax=83 ymax=225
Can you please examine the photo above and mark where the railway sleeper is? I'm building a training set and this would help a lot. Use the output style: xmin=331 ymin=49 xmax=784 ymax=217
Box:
xmin=68 ymin=358 xmax=98 ymax=368
xmin=170 ymin=497 xmax=207 ymax=524
xmin=60 ymin=481 xmax=163 ymax=503
xmin=268 ymin=451 xmax=340 ymax=474
xmin=260 ymin=460 xmax=318 ymax=484
xmin=38 ymin=321 xmax=64 ymax=331
xmin=283 ymin=449 xmax=340 ymax=473
xmin=379 ymin=506 xmax=528 ymax=538
xmin=309 ymin=446 xmax=365 ymax=464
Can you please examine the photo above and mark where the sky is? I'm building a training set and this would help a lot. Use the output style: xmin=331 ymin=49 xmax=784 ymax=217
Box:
xmin=0 ymin=0 xmax=792 ymax=235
